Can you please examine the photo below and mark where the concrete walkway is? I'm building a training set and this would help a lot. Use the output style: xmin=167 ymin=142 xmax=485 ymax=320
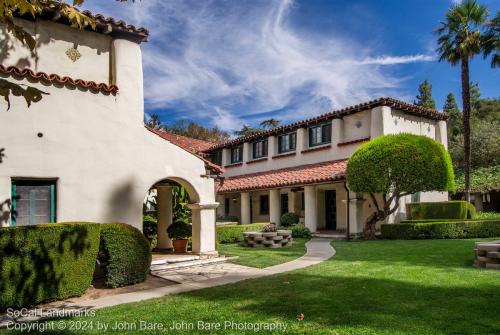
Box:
xmin=0 ymin=238 xmax=335 ymax=325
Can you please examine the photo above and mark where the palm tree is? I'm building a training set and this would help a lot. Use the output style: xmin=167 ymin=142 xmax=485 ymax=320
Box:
xmin=435 ymin=0 xmax=488 ymax=202
xmin=259 ymin=118 xmax=281 ymax=130
xmin=482 ymin=11 xmax=500 ymax=68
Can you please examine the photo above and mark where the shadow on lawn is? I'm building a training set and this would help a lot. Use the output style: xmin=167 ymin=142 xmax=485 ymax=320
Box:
xmin=180 ymin=271 xmax=500 ymax=335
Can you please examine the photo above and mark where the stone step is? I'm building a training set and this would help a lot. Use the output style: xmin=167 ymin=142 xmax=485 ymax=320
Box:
xmin=150 ymin=256 xmax=232 ymax=272
xmin=151 ymin=255 xmax=200 ymax=266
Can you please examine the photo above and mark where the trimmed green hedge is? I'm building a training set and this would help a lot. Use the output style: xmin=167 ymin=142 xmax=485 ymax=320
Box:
xmin=216 ymin=223 xmax=267 ymax=243
xmin=406 ymin=201 xmax=476 ymax=220
xmin=381 ymin=219 xmax=500 ymax=239
xmin=0 ymin=222 xmax=100 ymax=309
xmin=98 ymin=223 xmax=151 ymax=288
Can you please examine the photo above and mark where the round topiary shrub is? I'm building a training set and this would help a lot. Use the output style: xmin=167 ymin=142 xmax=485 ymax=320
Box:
xmin=291 ymin=224 xmax=311 ymax=238
xmin=98 ymin=223 xmax=151 ymax=288
xmin=281 ymin=212 xmax=300 ymax=226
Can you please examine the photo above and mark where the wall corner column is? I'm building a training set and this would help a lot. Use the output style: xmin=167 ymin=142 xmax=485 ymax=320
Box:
xmin=269 ymin=189 xmax=281 ymax=225
xmin=188 ymin=202 xmax=219 ymax=258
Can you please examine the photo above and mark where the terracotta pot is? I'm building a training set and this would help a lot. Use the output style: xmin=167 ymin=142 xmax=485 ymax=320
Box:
xmin=172 ymin=239 xmax=188 ymax=253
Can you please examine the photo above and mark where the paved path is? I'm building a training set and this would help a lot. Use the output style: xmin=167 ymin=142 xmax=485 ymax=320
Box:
xmin=0 ymin=238 xmax=335 ymax=325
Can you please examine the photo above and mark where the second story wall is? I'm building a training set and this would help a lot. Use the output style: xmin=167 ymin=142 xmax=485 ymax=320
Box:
xmin=215 ymin=105 xmax=447 ymax=178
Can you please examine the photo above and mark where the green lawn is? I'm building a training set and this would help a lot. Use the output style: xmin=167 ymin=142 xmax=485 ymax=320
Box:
xmin=5 ymin=239 xmax=500 ymax=335
xmin=217 ymin=238 xmax=309 ymax=268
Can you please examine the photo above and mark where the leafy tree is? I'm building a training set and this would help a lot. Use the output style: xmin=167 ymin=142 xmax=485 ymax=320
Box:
xmin=234 ymin=124 xmax=263 ymax=137
xmin=482 ymin=10 xmax=500 ymax=68
xmin=455 ymin=164 xmax=500 ymax=193
xmin=414 ymin=80 xmax=437 ymax=109
xmin=470 ymin=81 xmax=482 ymax=114
xmin=443 ymin=93 xmax=462 ymax=138
xmin=435 ymin=0 xmax=489 ymax=202
xmin=166 ymin=120 xmax=230 ymax=143
xmin=145 ymin=114 xmax=164 ymax=130
xmin=347 ymin=134 xmax=455 ymax=239
xmin=260 ymin=118 xmax=280 ymax=130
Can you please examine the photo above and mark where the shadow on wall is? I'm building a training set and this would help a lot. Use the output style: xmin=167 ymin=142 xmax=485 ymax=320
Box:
xmin=105 ymin=180 xmax=137 ymax=224
xmin=0 ymin=199 xmax=11 ymax=227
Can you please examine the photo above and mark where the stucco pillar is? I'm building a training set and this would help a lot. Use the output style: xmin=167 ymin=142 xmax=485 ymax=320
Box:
xmin=156 ymin=185 xmax=173 ymax=250
xmin=332 ymin=118 xmax=344 ymax=145
xmin=288 ymin=191 xmax=297 ymax=214
xmin=436 ymin=120 xmax=448 ymax=149
xmin=243 ymin=142 xmax=251 ymax=162
xmin=296 ymin=128 xmax=307 ymax=152
xmin=304 ymin=185 xmax=317 ymax=232
xmin=348 ymin=193 xmax=365 ymax=236
xmin=268 ymin=136 xmax=277 ymax=157
xmin=269 ymin=189 xmax=281 ymax=225
xmin=370 ymin=106 xmax=391 ymax=139
xmin=188 ymin=203 xmax=219 ymax=258
xmin=240 ymin=192 xmax=251 ymax=224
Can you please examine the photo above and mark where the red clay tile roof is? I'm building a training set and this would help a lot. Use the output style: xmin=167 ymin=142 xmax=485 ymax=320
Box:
xmin=146 ymin=127 xmax=224 ymax=175
xmin=0 ymin=65 xmax=118 ymax=94
xmin=16 ymin=6 xmax=148 ymax=43
xmin=217 ymin=159 xmax=347 ymax=193
xmin=204 ymin=97 xmax=448 ymax=152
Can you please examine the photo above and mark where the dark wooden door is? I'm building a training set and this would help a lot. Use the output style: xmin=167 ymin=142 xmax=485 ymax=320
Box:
xmin=325 ymin=190 xmax=337 ymax=230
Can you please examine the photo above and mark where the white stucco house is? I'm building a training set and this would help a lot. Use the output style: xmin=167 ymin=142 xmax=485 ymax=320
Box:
xmin=204 ymin=98 xmax=449 ymax=237
xmin=0 ymin=9 xmax=221 ymax=256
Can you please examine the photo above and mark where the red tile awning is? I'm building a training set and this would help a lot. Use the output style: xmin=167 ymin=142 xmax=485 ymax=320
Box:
xmin=217 ymin=159 xmax=347 ymax=193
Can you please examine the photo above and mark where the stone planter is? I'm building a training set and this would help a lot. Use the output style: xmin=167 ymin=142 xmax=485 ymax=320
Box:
xmin=474 ymin=240 xmax=500 ymax=270
xmin=243 ymin=230 xmax=292 ymax=248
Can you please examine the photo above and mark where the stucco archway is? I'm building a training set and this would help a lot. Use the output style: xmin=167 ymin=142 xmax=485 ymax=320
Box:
xmin=143 ymin=177 xmax=218 ymax=257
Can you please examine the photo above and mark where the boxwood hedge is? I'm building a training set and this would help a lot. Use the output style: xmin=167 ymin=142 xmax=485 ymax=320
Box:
xmin=0 ymin=222 xmax=100 ymax=310
xmin=216 ymin=223 xmax=267 ymax=243
xmin=406 ymin=201 xmax=476 ymax=220
xmin=98 ymin=223 xmax=151 ymax=288
xmin=381 ymin=219 xmax=500 ymax=239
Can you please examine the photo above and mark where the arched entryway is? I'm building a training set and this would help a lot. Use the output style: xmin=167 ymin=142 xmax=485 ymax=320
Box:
xmin=143 ymin=177 xmax=218 ymax=257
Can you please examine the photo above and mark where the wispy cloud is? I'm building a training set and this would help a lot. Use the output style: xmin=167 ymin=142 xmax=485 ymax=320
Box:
xmin=85 ymin=0 xmax=435 ymax=131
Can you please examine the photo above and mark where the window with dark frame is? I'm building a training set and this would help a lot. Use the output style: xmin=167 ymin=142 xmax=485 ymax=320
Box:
xmin=230 ymin=145 xmax=243 ymax=163
xmin=224 ymin=197 xmax=230 ymax=216
xmin=308 ymin=122 xmax=332 ymax=147
xmin=278 ymin=132 xmax=296 ymax=153
xmin=211 ymin=150 xmax=222 ymax=166
xmin=260 ymin=195 xmax=269 ymax=215
xmin=11 ymin=179 xmax=56 ymax=226
xmin=252 ymin=139 xmax=268 ymax=159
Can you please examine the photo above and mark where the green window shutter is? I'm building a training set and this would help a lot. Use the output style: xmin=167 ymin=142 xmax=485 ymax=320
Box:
xmin=11 ymin=183 xmax=16 ymax=227
xmin=50 ymin=183 xmax=56 ymax=222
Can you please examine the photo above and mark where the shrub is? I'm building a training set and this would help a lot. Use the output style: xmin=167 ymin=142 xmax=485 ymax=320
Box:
xmin=216 ymin=223 xmax=267 ymax=243
xmin=262 ymin=223 xmax=277 ymax=232
xmin=281 ymin=212 xmax=300 ymax=226
xmin=475 ymin=211 xmax=500 ymax=220
xmin=381 ymin=219 xmax=500 ymax=239
xmin=142 ymin=214 xmax=157 ymax=241
xmin=217 ymin=215 xmax=239 ymax=223
xmin=291 ymin=224 xmax=312 ymax=239
xmin=0 ymin=222 xmax=100 ymax=309
xmin=98 ymin=223 xmax=151 ymax=288
xmin=167 ymin=221 xmax=192 ymax=240
xmin=406 ymin=201 xmax=476 ymax=220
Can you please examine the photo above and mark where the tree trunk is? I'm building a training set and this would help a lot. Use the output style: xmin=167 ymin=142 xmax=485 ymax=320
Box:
xmin=363 ymin=210 xmax=384 ymax=240
xmin=461 ymin=56 xmax=471 ymax=202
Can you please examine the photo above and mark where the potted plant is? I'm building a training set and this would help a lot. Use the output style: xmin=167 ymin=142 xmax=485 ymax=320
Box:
xmin=167 ymin=220 xmax=192 ymax=253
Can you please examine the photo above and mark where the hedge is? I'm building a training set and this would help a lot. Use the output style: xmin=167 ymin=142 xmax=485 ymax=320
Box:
xmin=216 ymin=223 xmax=267 ymax=243
xmin=98 ymin=223 xmax=151 ymax=288
xmin=0 ymin=222 xmax=100 ymax=309
xmin=381 ymin=219 xmax=500 ymax=239
xmin=406 ymin=201 xmax=476 ymax=220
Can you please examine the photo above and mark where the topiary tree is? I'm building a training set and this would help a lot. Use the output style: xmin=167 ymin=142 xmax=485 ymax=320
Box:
xmin=347 ymin=134 xmax=455 ymax=239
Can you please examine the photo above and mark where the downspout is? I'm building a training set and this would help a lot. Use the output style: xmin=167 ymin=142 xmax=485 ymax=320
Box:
xmin=343 ymin=181 xmax=350 ymax=241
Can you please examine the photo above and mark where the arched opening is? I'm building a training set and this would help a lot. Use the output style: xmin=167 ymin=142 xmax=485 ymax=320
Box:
xmin=143 ymin=178 xmax=198 ymax=254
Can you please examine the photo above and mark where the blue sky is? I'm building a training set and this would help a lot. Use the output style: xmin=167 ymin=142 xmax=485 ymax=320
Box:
xmin=85 ymin=0 xmax=499 ymax=132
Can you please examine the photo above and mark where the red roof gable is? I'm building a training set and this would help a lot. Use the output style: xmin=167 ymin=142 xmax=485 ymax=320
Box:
xmin=217 ymin=159 xmax=347 ymax=193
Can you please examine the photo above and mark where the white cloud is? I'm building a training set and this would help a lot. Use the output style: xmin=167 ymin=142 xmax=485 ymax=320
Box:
xmin=84 ymin=0 xmax=435 ymax=130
